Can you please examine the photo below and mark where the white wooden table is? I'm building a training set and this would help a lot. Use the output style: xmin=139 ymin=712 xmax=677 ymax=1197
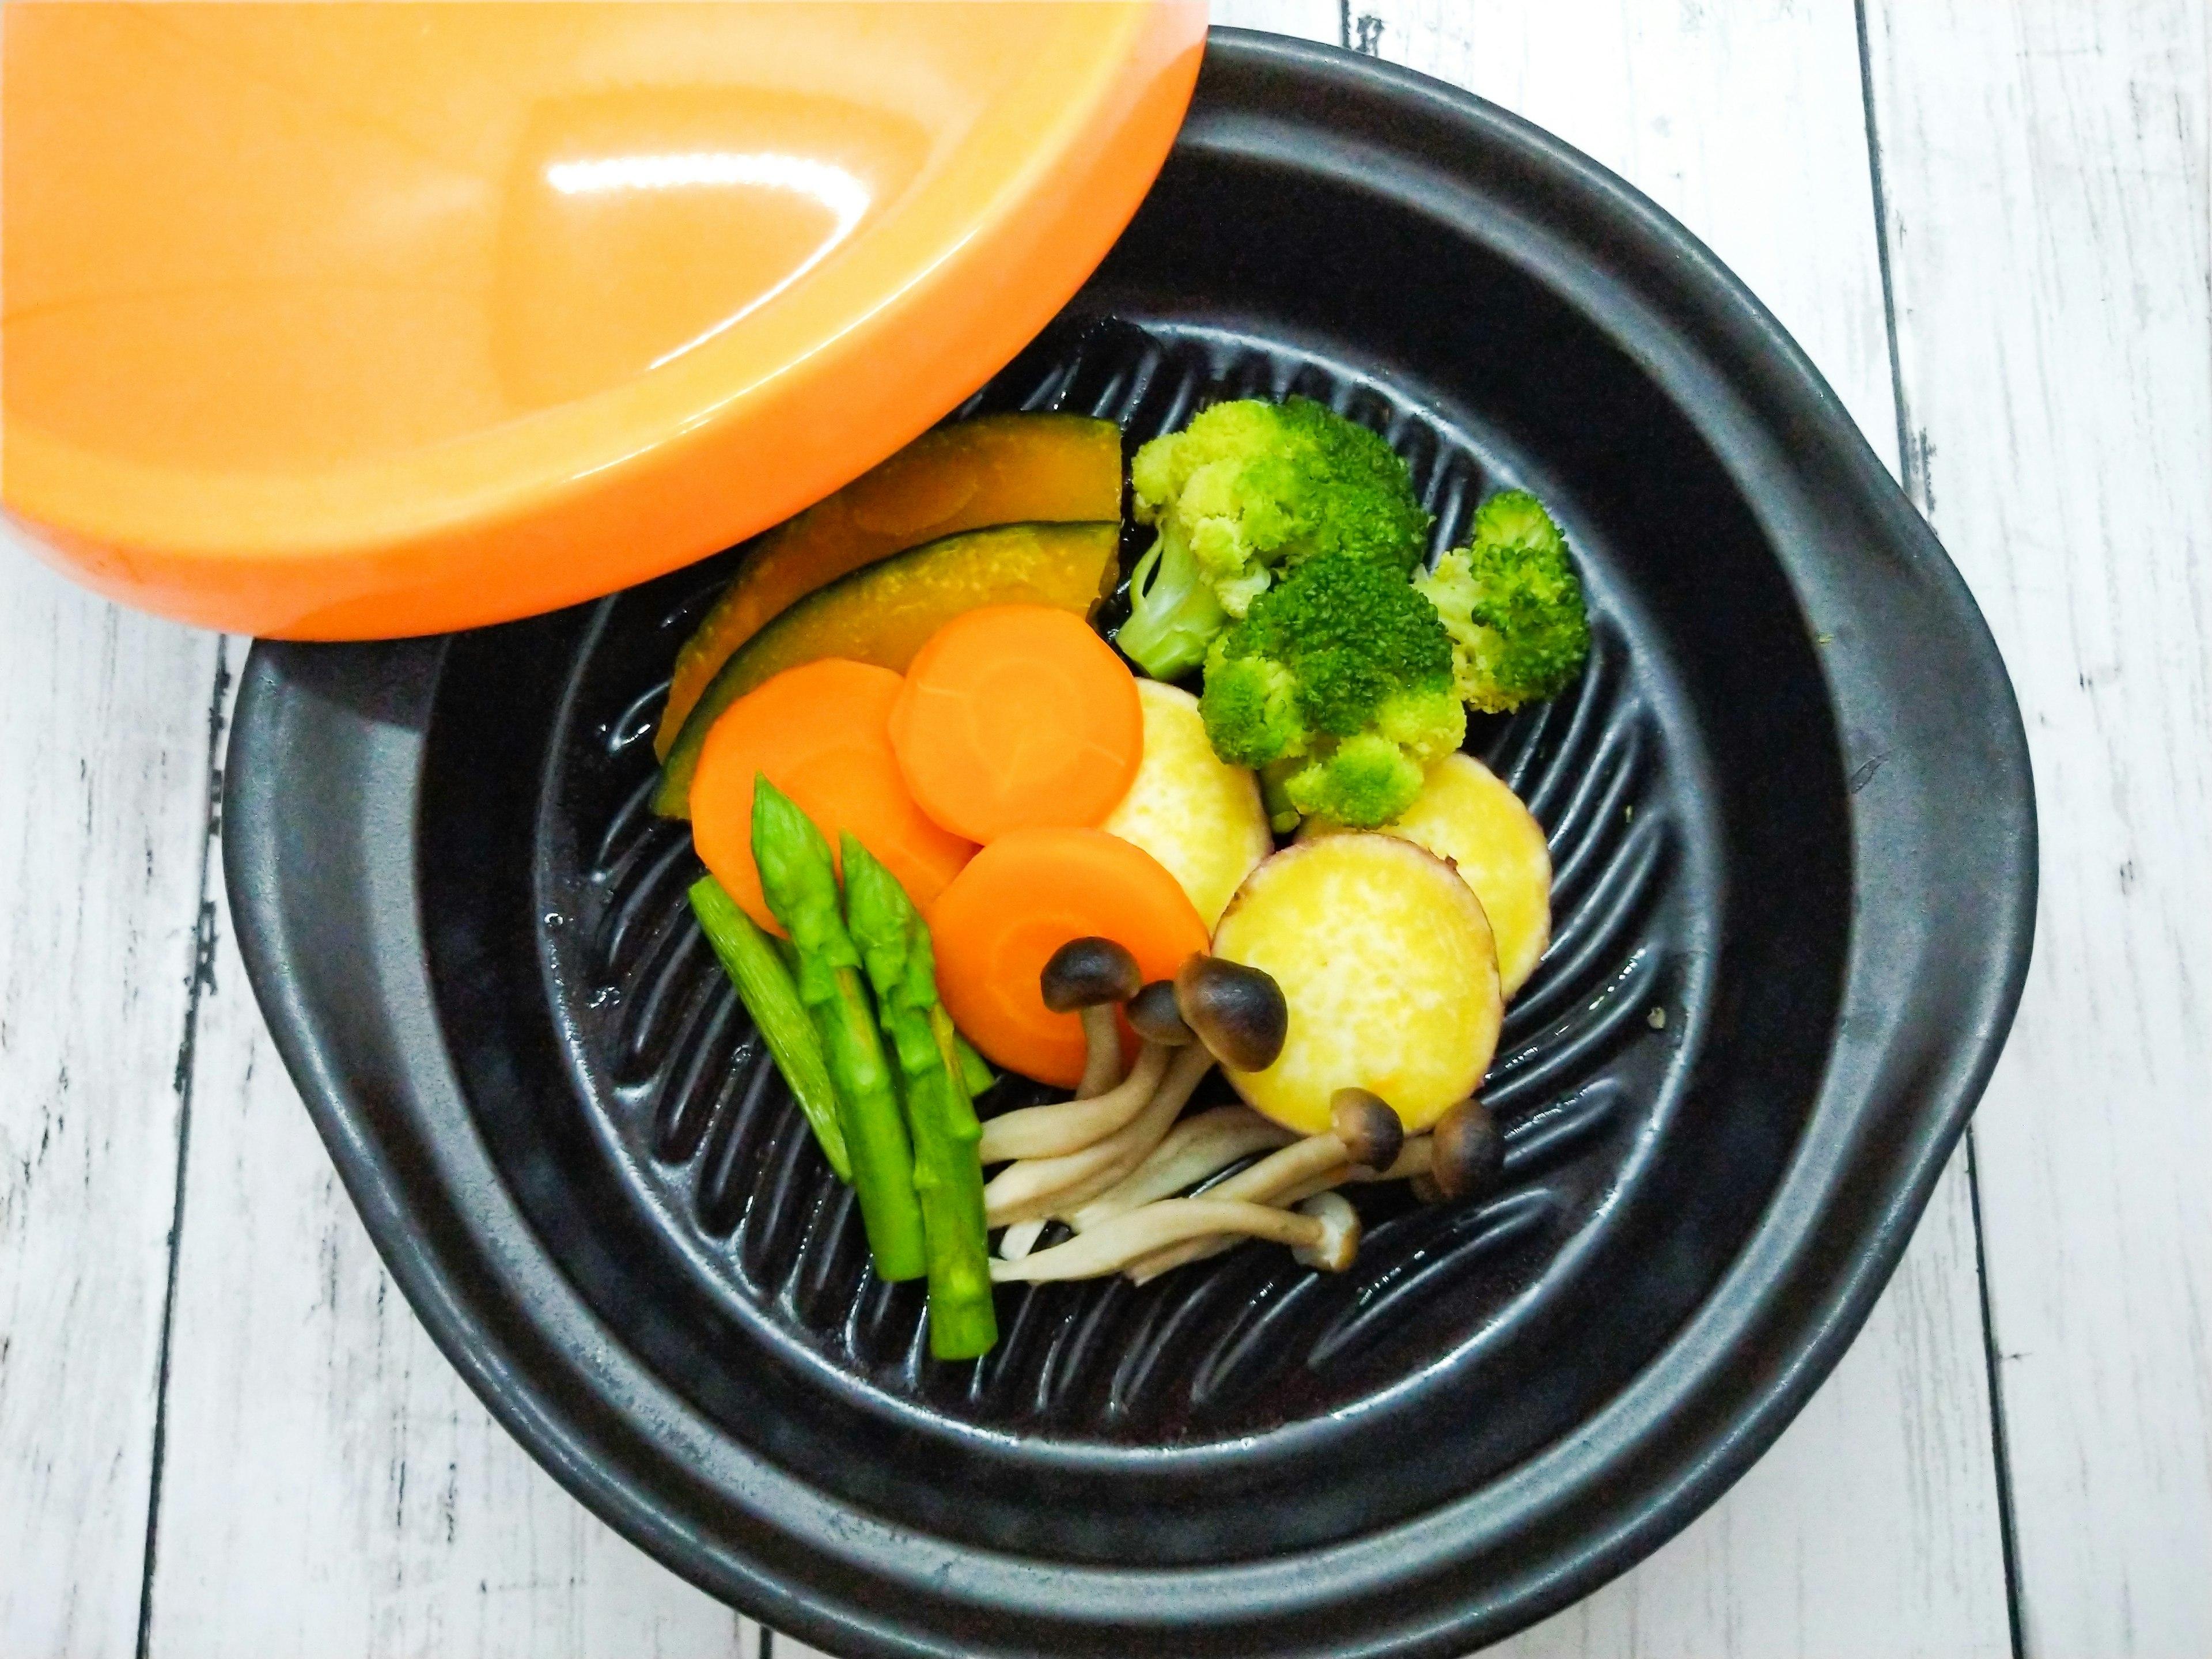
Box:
xmin=5 ymin=3 xmax=2207 ymax=1656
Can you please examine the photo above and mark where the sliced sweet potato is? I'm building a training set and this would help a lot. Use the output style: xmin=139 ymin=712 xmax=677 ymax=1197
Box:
xmin=1102 ymin=679 xmax=1272 ymax=927
xmin=1210 ymin=834 xmax=1502 ymax=1135
xmin=1302 ymin=752 xmax=1551 ymax=997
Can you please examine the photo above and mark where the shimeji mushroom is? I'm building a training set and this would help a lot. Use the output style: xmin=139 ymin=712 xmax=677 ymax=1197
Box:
xmin=982 ymin=953 xmax=1291 ymax=1230
xmin=991 ymin=1191 xmax=1362 ymax=1282
xmin=976 ymin=972 xmax=1199 ymax=1166
xmin=1429 ymin=1095 xmax=1503 ymax=1199
xmin=1039 ymin=937 xmax=1143 ymax=1099
xmin=1197 ymin=1088 xmax=1410 ymax=1205
xmin=1173 ymin=952 xmax=1289 ymax=1073
xmin=1121 ymin=1088 xmax=1407 ymax=1282
xmin=1067 ymin=1106 xmax=1299 ymax=1232
xmin=978 ymin=1046 xmax=1173 ymax=1164
xmin=982 ymin=1041 xmax=1217 ymax=1226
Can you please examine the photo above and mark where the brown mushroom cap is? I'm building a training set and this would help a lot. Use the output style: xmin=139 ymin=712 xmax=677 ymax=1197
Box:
xmin=1040 ymin=937 xmax=1142 ymax=1012
xmin=1126 ymin=979 xmax=1195 ymax=1046
xmin=1330 ymin=1088 xmax=1405 ymax=1172
xmin=1173 ymin=953 xmax=1288 ymax=1071
xmin=1430 ymin=1096 xmax=1504 ymax=1200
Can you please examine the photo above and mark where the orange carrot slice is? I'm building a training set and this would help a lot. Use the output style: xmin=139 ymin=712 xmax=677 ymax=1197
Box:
xmin=691 ymin=659 xmax=976 ymax=933
xmin=888 ymin=605 xmax=1144 ymax=844
xmin=930 ymin=827 xmax=1209 ymax=1086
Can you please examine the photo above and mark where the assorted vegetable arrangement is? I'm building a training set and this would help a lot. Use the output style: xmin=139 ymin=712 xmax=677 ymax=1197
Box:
xmin=660 ymin=390 xmax=1591 ymax=1358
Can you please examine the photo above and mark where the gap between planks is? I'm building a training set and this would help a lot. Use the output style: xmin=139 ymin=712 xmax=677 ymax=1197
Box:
xmin=133 ymin=645 xmax=233 ymax=1659
xmin=1853 ymin=4 xmax=2028 ymax=1653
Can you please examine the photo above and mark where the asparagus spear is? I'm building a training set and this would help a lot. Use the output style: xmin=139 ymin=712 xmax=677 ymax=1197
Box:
xmin=840 ymin=836 xmax=998 ymax=1361
xmin=953 ymin=1033 xmax=996 ymax=1100
xmin=750 ymin=778 xmax=926 ymax=1282
xmin=687 ymin=875 xmax=851 ymax=1181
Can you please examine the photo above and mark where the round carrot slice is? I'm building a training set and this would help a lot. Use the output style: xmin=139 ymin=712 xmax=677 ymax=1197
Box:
xmin=887 ymin=604 xmax=1143 ymax=843
xmin=930 ymin=826 xmax=1209 ymax=1086
xmin=690 ymin=658 xmax=976 ymax=933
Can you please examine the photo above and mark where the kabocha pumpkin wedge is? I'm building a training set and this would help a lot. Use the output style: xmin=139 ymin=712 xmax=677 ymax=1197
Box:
xmin=656 ymin=521 xmax=1119 ymax=816
xmin=657 ymin=414 xmax=1123 ymax=755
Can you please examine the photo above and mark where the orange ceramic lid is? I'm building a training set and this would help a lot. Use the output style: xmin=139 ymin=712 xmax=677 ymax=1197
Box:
xmin=0 ymin=2 xmax=1204 ymax=638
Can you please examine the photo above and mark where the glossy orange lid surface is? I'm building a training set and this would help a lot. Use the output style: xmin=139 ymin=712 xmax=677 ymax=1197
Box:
xmin=0 ymin=2 xmax=1205 ymax=637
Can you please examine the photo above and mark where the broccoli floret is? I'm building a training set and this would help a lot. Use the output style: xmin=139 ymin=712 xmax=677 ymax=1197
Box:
xmin=1414 ymin=489 xmax=1592 ymax=713
xmin=1200 ymin=554 xmax=1464 ymax=830
xmin=1116 ymin=396 xmax=1431 ymax=680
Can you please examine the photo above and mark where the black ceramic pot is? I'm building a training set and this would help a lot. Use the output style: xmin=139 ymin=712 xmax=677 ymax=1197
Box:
xmin=224 ymin=31 xmax=2035 ymax=1658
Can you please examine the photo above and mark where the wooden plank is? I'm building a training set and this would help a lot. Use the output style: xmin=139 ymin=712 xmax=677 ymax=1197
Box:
xmin=139 ymin=642 xmax=750 ymax=1659
xmin=1863 ymin=3 xmax=2212 ymax=1654
xmin=0 ymin=541 xmax=221 ymax=1659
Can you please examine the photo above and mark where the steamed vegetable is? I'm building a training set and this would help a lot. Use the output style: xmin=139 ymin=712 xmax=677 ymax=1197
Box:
xmin=1199 ymin=554 xmax=1465 ymax=831
xmin=983 ymin=940 xmax=1158 ymax=1161
xmin=1037 ymin=937 xmax=1145 ymax=1101
xmin=687 ymin=875 xmax=852 ymax=1181
xmin=979 ymin=952 xmax=1281 ymax=1239
xmin=841 ymin=839 xmax=997 ymax=1360
xmin=929 ymin=827 xmax=1209 ymax=1088
xmin=992 ymin=1191 xmax=1360 ymax=1282
xmin=1100 ymin=679 xmax=1272 ymax=928
xmin=954 ymin=1034 xmax=996 ymax=1098
xmin=1413 ymin=490 xmax=1591 ymax=712
xmin=887 ymin=605 xmax=1143 ymax=843
xmin=751 ymin=777 xmax=927 ymax=1281
xmin=657 ymin=521 xmax=1119 ymax=816
xmin=659 ymin=414 xmax=1122 ymax=755
xmin=1210 ymin=834 xmax=1503 ymax=1134
xmin=1116 ymin=397 xmax=1431 ymax=679
xmin=1302 ymin=752 xmax=1552 ymax=997
xmin=690 ymin=659 xmax=975 ymax=932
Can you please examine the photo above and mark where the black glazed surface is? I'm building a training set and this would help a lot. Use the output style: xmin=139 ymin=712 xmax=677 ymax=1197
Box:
xmin=224 ymin=33 xmax=2035 ymax=1658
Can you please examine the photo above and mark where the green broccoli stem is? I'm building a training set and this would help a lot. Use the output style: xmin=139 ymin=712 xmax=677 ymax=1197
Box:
xmin=1259 ymin=760 xmax=1304 ymax=834
xmin=687 ymin=876 xmax=851 ymax=1181
xmin=751 ymin=779 xmax=926 ymax=1282
xmin=840 ymin=838 xmax=997 ymax=1361
xmin=1114 ymin=525 xmax=1228 ymax=681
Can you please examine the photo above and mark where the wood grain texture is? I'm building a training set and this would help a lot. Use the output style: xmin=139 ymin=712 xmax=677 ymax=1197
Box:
xmin=1864 ymin=2 xmax=2212 ymax=1654
xmin=138 ymin=641 xmax=751 ymax=1659
xmin=0 ymin=541 xmax=220 ymax=1659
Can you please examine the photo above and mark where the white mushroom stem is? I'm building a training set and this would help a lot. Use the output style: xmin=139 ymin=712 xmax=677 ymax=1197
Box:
xmin=1202 ymin=1131 xmax=1354 ymax=1204
xmin=976 ymin=1043 xmax=1171 ymax=1164
xmin=1124 ymin=1135 xmax=1436 ymax=1285
xmin=1290 ymin=1193 xmax=1363 ymax=1271
xmin=1355 ymin=1135 xmax=1434 ymax=1184
xmin=1270 ymin=1137 xmax=1434 ymax=1208
xmin=997 ymin=1218 xmax=1048 ymax=1261
xmin=989 ymin=1191 xmax=1361 ymax=1283
xmin=981 ymin=1044 xmax=1215 ymax=1227
xmin=1067 ymin=1107 xmax=1299 ymax=1233
xmin=1077 ymin=1006 xmax=1126 ymax=1099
